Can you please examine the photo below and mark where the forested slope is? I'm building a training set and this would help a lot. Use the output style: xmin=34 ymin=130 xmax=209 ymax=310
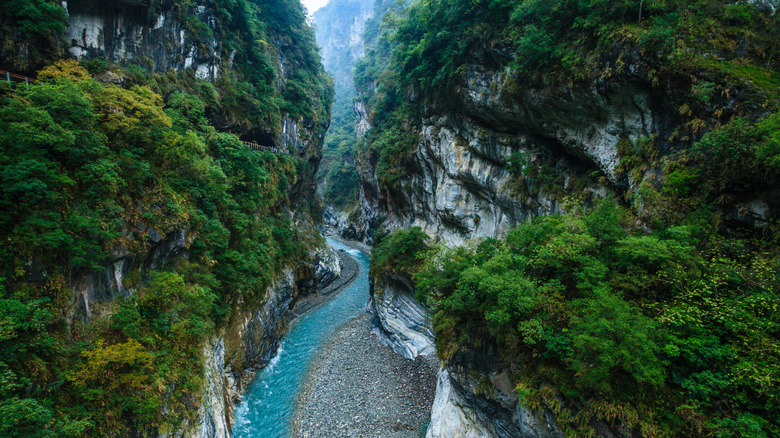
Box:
xmin=361 ymin=0 xmax=780 ymax=436
xmin=0 ymin=0 xmax=332 ymax=436
xmin=313 ymin=0 xmax=373 ymax=218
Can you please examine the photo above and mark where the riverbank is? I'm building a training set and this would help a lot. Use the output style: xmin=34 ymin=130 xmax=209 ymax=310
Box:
xmin=292 ymin=249 xmax=359 ymax=318
xmin=232 ymin=238 xmax=372 ymax=437
xmin=293 ymin=313 xmax=438 ymax=438
xmin=324 ymin=228 xmax=372 ymax=254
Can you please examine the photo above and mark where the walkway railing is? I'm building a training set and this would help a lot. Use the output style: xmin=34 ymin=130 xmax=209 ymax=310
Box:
xmin=241 ymin=140 xmax=291 ymax=155
xmin=1 ymin=69 xmax=35 ymax=89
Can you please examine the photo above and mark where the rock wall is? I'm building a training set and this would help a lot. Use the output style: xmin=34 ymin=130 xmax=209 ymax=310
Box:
xmin=322 ymin=205 xmax=373 ymax=242
xmin=358 ymin=65 xmax=675 ymax=246
xmin=196 ymin=264 xmax=340 ymax=438
xmin=370 ymin=271 xmax=563 ymax=438
xmin=62 ymin=0 xmax=329 ymax=156
xmin=370 ymin=274 xmax=435 ymax=360
xmin=2 ymin=0 xmax=334 ymax=436
xmin=64 ymin=0 xmax=221 ymax=79
xmin=427 ymin=366 xmax=564 ymax=438
xmin=68 ymin=226 xmax=194 ymax=323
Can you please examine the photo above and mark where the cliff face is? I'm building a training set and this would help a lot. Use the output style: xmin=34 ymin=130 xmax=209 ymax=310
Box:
xmin=314 ymin=0 xmax=373 ymax=90
xmin=371 ymin=274 xmax=435 ymax=360
xmin=360 ymin=1 xmax=779 ymax=436
xmin=64 ymin=0 xmax=219 ymax=79
xmin=356 ymin=63 xmax=777 ymax=246
xmin=0 ymin=0 xmax=335 ymax=436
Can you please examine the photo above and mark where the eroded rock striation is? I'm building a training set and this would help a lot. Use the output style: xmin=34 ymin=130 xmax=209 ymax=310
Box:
xmin=1 ymin=0 xmax=334 ymax=436
xmin=357 ymin=2 xmax=779 ymax=436
xmin=371 ymin=274 xmax=435 ymax=360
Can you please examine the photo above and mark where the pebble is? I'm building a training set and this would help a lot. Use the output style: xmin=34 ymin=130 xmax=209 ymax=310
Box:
xmin=293 ymin=313 xmax=438 ymax=438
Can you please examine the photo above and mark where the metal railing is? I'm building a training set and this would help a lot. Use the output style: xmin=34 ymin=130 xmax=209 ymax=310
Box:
xmin=1 ymin=69 xmax=35 ymax=89
xmin=241 ymin=141 xmax=291 ymax=155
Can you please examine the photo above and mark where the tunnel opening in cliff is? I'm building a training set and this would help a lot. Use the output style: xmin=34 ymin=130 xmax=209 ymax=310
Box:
xmin=239 ymin=130 xmax=277 ymax=147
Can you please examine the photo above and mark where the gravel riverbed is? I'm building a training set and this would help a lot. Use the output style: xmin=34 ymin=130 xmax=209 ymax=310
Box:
xmin=293 ymin=313 xmax=438 ymax=438
xmin=291 ymin=250 xmax=359 ymax=318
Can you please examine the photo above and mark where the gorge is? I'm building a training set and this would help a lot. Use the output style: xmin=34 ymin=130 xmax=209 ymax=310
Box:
xmin=1 ymin=0 xmax=779 ymax=437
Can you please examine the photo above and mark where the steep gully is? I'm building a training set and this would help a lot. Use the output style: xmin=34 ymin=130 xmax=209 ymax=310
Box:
xmin=231 ymin=238 xmax=373 ymax=437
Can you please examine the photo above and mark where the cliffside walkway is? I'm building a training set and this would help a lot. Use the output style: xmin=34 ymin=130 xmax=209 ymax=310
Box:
xmin=1 ymin=70 xmax=35 ymax=88
xmin=241 ymin=140 xmax=291 ymax=155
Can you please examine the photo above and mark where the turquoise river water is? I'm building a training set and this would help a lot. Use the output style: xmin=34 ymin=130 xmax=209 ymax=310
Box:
xmin=232 ymin=238 xmax=370 ymax=438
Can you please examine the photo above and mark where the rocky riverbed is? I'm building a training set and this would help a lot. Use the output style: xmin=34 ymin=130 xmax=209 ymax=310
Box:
xmin=291 ymin=249 xmax=359 ymax=318
xmin=294 ymin=313 xmax=438 ymax=438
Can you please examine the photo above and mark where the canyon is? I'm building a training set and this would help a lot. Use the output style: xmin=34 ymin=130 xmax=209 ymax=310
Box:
xmin=1 ymin=0 xmax=778 ymax=437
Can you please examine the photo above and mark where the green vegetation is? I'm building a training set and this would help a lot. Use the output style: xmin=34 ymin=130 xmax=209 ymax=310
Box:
xmin=353 ymin=0 xmax=418 ymax=192
xmin=0 ymin=0 xmax=332 ymax=429
xmin=314 ymin=0 xmax=374 ymax=212
xmin=0 ymin=0 xmax=68 ymax=70
xmin=356 ymin=0 xmax=779 ymax=195
xmin=0 ymin=58 xmax=316 ymax=435
xmin=374 ymin=197 xmax=778 ymax=437
xmin=391 ymin=0 xmax=779 ymax=97
xmin=1 ymin=0 xmax=333 ymax=133
xmin=320 ymin=84 xmax=361 ymax=210
xmin=369 ymin=226 xmax=429 ymax=281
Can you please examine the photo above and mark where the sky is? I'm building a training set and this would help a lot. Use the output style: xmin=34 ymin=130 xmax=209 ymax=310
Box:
xmin=302 ymin=0 xmax=330 ymax=15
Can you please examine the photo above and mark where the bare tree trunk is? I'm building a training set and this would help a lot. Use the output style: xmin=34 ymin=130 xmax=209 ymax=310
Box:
xmin=639 ymin=0 xmax=644 ymax=23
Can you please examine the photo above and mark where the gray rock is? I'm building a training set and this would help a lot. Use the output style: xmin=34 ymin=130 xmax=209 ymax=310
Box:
xmin=426 ymin=368 xmax=495 ymax=438
xmin=372 ymin=275 xmax=435 ymax=360
xmin=295 ymin=313 xmax=437 ymax=438
xmin=64 ymin=0 xmax=221 ymax=79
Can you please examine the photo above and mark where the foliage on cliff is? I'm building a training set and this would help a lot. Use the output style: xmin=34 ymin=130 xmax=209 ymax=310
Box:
xmin=314 ymin=0 xmax=375 ymax=212
xmin=375 ymin=197 xmax=779 ymax=437
xmin=369 ymin=226 xmax=429 ymax=281
xmin=319 ymin=76 xmax=361 ymax=211
xmin=1 ymin=0 xmax=333 ymax=138
xmin=356 ymin=0 xmax=779 ymax=194
xmin=364 ymin=1 xmax=780 ymax=435
xmin=393 ymin=0 xmax=779 ymax=96
xmin=353 ymin=0 xmax=416 ymax=192
xmin=0 ymin=40 xmax=319 ymax=438
xmin=0 ymin=0 xmax=68 ymax=70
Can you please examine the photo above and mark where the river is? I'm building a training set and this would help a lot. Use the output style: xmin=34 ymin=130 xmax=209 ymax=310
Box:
xmin=231 ymin=238 xmax=370 ymax=438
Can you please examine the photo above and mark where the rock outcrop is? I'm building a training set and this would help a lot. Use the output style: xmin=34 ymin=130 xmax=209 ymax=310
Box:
xmin=371 ymin=274 xmax=435 ymax=360
xmin=427 ymin=366 xmax=564 ymax=438
xmin=322 ymin=205 xmax=372 ymax=242
xmin=196 ymin=261 xmax=340 ymax=438
xmin=358 ymin=68 xmax=672 ymax=246
xmin=1 ymin=1 xmax=333 ymax=436
xmin=370 ymin=272 xmax=564 ymax=438
xmin=63 ymin=0 xmax=221 ymax=79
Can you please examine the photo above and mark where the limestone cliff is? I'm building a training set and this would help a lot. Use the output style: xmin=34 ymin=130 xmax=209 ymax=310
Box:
xmin=359 ymin=1 xmax=779 ymax=436
xmin=356 ymin=66 xmax=776 ymax=246
xmin=0 ymin=0 xmax=335 ymax=436
xmin=370 ymin=274 xmax=435 ymax=360
xmin=313 ymin=0 xmax=375 ymax=227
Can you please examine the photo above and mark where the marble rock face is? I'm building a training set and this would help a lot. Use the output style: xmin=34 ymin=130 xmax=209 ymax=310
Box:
xmin=65 ymin=0 xmax=221 ymax=79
